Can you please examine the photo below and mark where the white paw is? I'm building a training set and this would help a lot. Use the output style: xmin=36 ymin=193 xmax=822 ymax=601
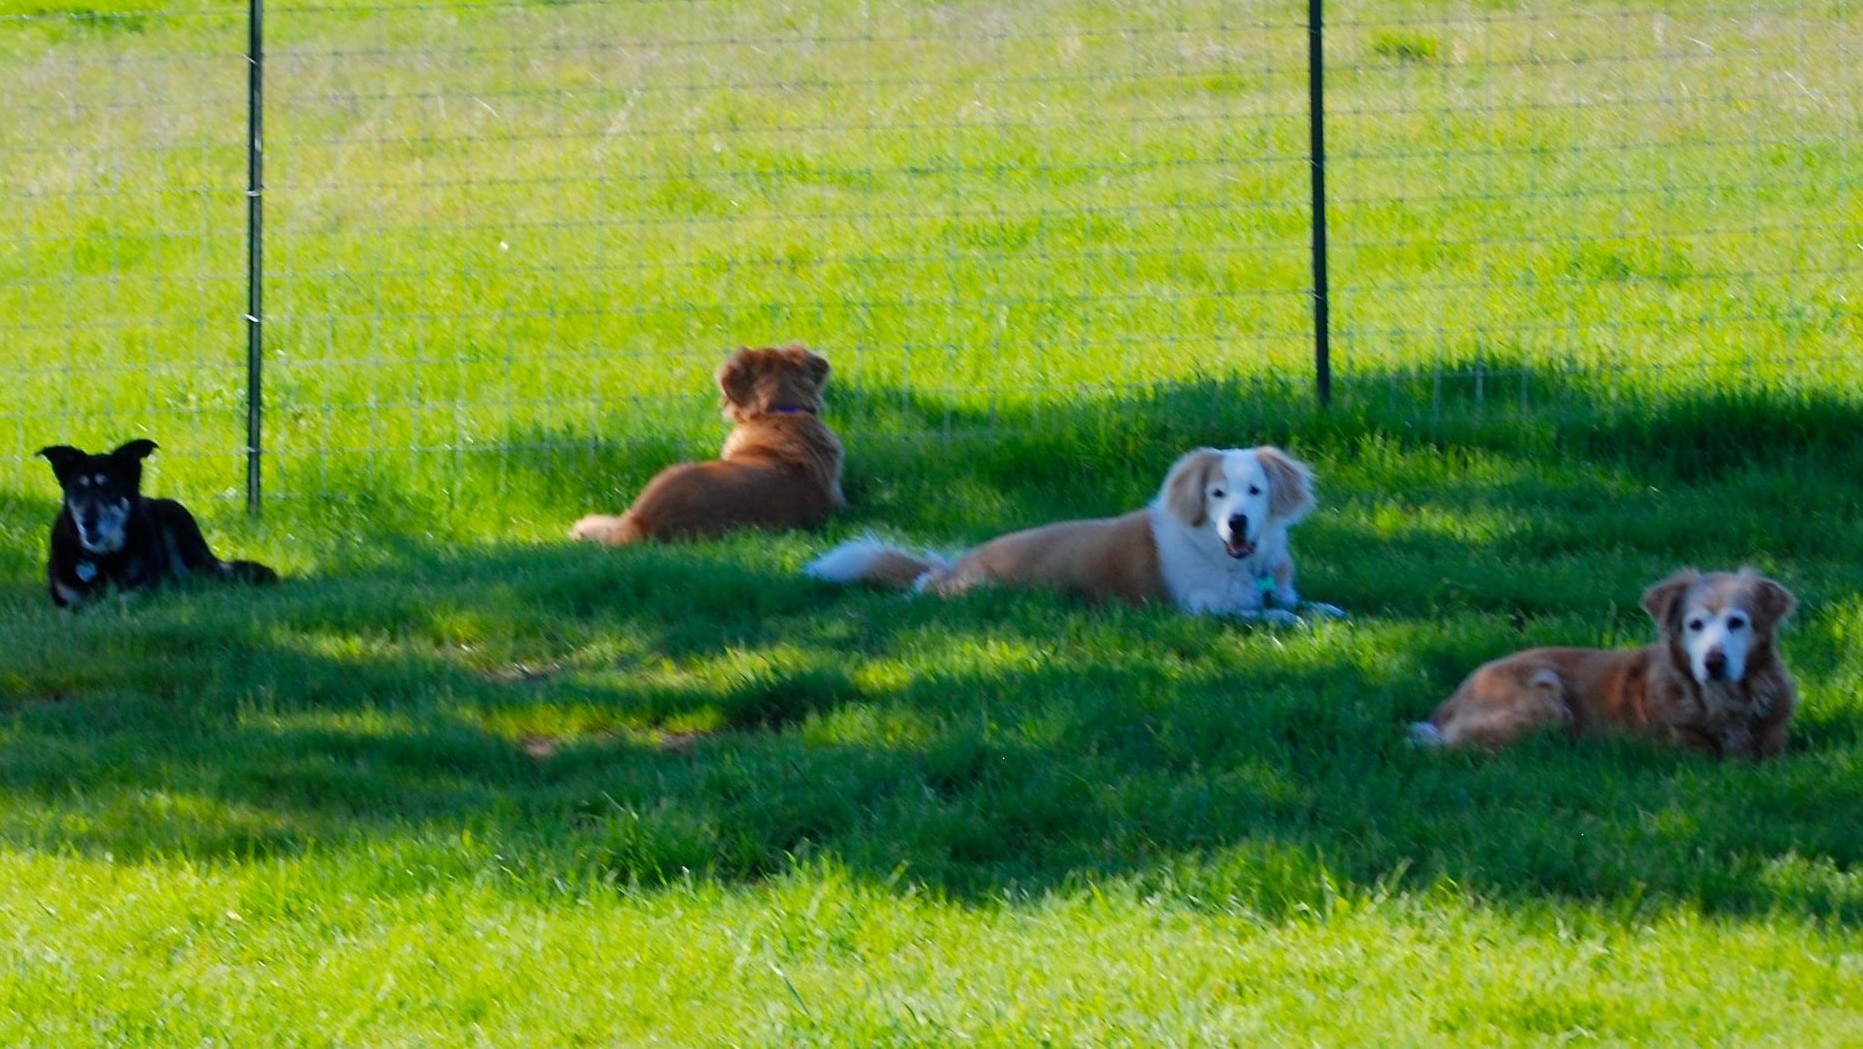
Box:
xmin=1261 ymin=608 xmax=1302 ymax=627
xmin=1304 ymin=601 xmax=1347 ymax=620
xmin=1408 ymin=722 xmax=1446 ymax=747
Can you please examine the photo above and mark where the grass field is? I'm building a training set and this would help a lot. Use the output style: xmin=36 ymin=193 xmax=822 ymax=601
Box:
xmin=3 ymin=0 xmax=1863 ymax=1044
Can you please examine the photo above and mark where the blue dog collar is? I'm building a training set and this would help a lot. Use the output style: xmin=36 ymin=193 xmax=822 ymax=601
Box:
xmin=1255 ymin=574 xmax=1277 ymax=596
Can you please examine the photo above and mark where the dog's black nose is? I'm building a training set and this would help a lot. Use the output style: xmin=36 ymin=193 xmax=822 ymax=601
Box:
xmin=1228 ymin=513 xmax=1248 ymax=535
xmin=1704 ymin=650 xmax=1727 ymax=680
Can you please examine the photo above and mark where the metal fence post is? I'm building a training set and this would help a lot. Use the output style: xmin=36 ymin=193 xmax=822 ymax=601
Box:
xmin=244 ymin=0 xmax=264 ymax=514
xmin=1308 ymin=0 xmax=1331 ymax=408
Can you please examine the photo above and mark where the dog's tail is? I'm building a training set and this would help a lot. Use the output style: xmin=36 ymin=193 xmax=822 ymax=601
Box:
xmin=569 ymin=512 xmax=648 ymax=546
xmin=220 ymin=559 xmax=279 ymax=585
xmin=805 ymin=536 xmax=949 ymax=591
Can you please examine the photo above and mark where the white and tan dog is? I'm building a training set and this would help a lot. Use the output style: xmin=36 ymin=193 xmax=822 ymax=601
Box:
xmin=805 ymin=446 xmax=1341 ymax=624
xmin=1413 ymin=569 xmax=1799 ymax=759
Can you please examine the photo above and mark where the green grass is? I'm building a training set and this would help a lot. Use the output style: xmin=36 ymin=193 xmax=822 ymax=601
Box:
xmin=1 ymin=396 xmax=1861 ymax=1044
xmin=3 ymin=0 xmax=1863 ymax=1044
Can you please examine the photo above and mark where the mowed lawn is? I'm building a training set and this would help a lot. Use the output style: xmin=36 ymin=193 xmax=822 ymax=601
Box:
xmin=3 ymin=0 xmax=1863 ymax=1044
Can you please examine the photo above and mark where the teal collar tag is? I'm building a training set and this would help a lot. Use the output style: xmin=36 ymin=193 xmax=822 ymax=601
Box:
xmin=75 ymin=561 xmax=98 ymax=583
xmin=1255 ymin=574 xmax=1277 ymax=596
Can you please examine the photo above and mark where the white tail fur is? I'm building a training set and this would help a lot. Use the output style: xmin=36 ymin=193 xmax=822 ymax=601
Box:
xmin=805 ymin=535 xmax=949 ymax=590
xmin=804 ymin=537 xmax=895 ymax=581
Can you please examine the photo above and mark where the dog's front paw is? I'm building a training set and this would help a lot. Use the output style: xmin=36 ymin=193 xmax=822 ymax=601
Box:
xmin=1718 ymin=726 xmax=1756 ymax=760
xmin=1303 ymin=601 xmax=1347 ymax=620
xmin=1260 ymin=608 xmax=1302 ymax=627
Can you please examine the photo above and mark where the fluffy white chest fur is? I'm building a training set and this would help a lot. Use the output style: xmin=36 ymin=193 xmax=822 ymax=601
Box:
xmin=1150 ymin=503 xmax=1294 ymax=619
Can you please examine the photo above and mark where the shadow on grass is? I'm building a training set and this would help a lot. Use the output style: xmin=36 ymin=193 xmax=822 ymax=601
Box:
xmin=1 ymin=366 xmax=1862 ymax=922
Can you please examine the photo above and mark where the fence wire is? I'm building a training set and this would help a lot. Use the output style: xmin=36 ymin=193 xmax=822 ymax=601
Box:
xmin=1327 ymin=2 xmax=1859 ymax=412
xmin=0 ymin=1 xmax=1855 ymax=512
xmin=1 ymin=7 xmax=249 ymax=503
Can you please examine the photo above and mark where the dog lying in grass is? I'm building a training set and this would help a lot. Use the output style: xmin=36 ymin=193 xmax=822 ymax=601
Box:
xmin=571 ymin=344 xmax=845 ymax=545
xmin=806 ymin=445 xmax=1342 ymax=624
xmin=39 ymin=439 xmax=279 ymax=609
xmin=1413 ymin=568 xmax=1799 ymax=759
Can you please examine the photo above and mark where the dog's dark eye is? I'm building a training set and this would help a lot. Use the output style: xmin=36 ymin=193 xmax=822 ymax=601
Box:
xmin=1686 ymin=618 xmax=1705 ymax=632
xmin=1247 ymin=485 xmax=1262 ymax=496
xmin=1728 ymin=616 xmax=1747 ymax=631
xmin=1210 ymin=488 xmax=1225 ymax=499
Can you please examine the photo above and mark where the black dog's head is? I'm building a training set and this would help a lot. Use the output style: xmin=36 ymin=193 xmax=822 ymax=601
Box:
xmin=39 ymin=439 xmax=157 ymax=555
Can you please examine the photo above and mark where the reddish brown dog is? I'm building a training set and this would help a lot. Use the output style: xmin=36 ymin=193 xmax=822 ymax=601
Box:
xmin=1413 ymin=569 xmax=1799 ymax=760
xmin=570 ymin=344 xmax=844 ymax=545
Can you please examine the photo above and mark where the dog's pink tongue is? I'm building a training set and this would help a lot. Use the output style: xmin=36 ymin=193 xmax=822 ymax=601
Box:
xmin=1225 ymin=536 xmax=1253 ymax=559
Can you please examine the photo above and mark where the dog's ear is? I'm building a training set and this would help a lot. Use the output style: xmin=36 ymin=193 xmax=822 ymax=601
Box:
xmin=1255 ymin=446 xmax=1316 ymax=523
xmin=1747 ymin=574 xmax=1797 ymax=627
xmin=715 ymin=349 xmax=759 ymax=407
xmin=1162 ymin=448 xmax=1222 ymax=527
xmin=1640 ymin=569 xmax=1699 ymax=627
xmin=37 ymin=445 xmax=88 ymax=481
xmin=797 ymin=345 xmax=830 ymax=388
xmin=110 ymin=438 xmax=158 ymax=463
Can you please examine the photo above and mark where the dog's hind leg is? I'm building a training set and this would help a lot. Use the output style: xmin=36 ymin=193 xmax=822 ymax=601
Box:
xmin=1419 ymin=666 xmax=1571 ymax=750
xmin=153 ymin=501 xmax=222 ymax=578
xmin=154 ymin=500 xmax=278 ymax=586
xmin=220 ymin=559 xmax=279 ymax=585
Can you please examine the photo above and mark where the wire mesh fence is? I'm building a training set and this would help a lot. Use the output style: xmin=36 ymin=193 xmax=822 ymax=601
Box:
xmin=0 ymin=1 xmax=1856 ymax=513
xmin=1326 ymin=2 xmax=1859 ymax=415
xmin=1 ymin=5 xmax=250 ymax=502
xmin=257 ymin=0 xmax=1317 ymax=511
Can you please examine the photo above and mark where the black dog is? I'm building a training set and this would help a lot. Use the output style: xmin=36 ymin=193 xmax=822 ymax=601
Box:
xmin=39 ymin=439 xmax=278 ymax=608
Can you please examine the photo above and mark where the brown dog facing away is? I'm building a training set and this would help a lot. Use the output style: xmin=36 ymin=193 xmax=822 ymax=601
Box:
xmin=806 ymin=446 xmax=1343 ymax=624
xmin=1412 ymin=569 xmax=1799 ymax=760
xmin=570 ymin=344 xmax=844 ymax=545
